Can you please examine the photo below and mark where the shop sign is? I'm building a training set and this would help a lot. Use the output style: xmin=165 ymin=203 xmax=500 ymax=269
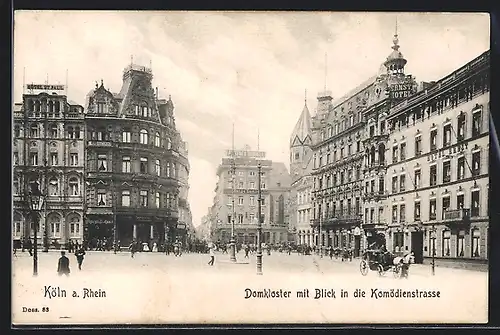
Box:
xmin=87 ymin=219 xmax=113 ymax=225
xmin=177 ymin=223 xmax=186 ymax=229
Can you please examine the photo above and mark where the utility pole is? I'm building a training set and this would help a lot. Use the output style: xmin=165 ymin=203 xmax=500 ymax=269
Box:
xmin=257 ymin=161 xmax=263 ymax=275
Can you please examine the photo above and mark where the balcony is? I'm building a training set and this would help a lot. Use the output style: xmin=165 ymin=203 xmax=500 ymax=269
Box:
xmin=443 ymin=208 xmax=471 ymax=222
xmin=87 ymin=140 xmax=113 ymax=148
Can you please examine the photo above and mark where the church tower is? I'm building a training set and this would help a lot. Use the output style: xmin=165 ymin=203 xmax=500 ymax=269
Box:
xmin=290 ymin=94 xmax=313 ymax=184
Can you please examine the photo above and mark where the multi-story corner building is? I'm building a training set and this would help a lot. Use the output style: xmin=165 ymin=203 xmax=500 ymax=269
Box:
xmin=177 ymin=139 xmax=194 ymax=245
xmin=289 ymin=100 xmax=314 ymax=246
xmin=360 ymin=31 xmax=419 ymax=250
xmin=210 ymin=147 xmax=291 ymax=245
xmin=384 ymin=50 xmax=489 ymax=265
xmin=83 ymin=64 xmax=182 ymax=247
xmin=13 ymin=84 xmax=86 ymax=246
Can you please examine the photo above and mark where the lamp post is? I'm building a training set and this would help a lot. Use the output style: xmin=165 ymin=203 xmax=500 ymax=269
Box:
xmin=430 ymin=224 xmax=436 ymax=276
xmin=27 ymin=181 xmax=45 ymax=277
xmin=256 ymin=162 xmax=263 ymax=275
xmin=319 ymin=213 xmax=323 ymax=258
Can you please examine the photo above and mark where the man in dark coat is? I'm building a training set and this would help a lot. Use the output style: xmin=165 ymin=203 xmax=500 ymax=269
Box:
xmin=57 ymin=251 xmax=70 ymax=276
xmin=75 ymin=247 xmax=86 ymax=270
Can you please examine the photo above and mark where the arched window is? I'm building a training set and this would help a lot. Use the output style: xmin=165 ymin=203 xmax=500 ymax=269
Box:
xmin=166 ymin=137 xmax=172 ymax=150
xmin=50 ymin=123 xmax=58 ymax=138
xmin=48 ymin=101 xmax=54 ymax=114
xmin=140 ymin=129 xmax=149 ymax=145
xmin=13 ymin=212 xmax=23 ymax=237
xmin=69 ymin=177 xmax=79 ymax=195
xmin=49 ymin=177 xmax=59 ymax=196
xmin=48 ymin=213 xmax=61 ymax=237
xmin=142 ymin=105 xmax=148 ymax=117
xmin=35 ymin=100 xmax=41 ymax=112
xmin=67 ymin=213 xmax=81 ymax=236
xmin=155 ymin=132 xmax=161 ymax=147
xmin=166 ymin=162 xmax=171 ymax=177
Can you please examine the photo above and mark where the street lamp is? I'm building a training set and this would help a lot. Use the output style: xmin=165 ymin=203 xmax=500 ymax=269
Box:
xmin=256 ymin=162 xmax=263 ymax=275
xmin=319 ymin=213 xmax=323 ymax=258
xmin=429 ymin=224 xmax=437 ymax=276
xmin=27 ymin=181 xmax=45 ymax=277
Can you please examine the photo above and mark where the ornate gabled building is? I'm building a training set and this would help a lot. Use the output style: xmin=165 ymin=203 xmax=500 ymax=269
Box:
xmin=289 ymin=98 xmax=314 ymax=246
xmin=13 ymin=85 xmax=86 ymax=247
xmin=83 ymin=64 xmax=183 ymax=248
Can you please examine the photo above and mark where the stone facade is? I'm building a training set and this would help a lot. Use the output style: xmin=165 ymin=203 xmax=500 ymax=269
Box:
xmin=13 ymin=90 xmax=86 ymax=246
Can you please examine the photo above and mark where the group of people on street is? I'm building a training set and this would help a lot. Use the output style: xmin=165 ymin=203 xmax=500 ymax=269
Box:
xmin=56 ymin=248 xmax=86 ymax=276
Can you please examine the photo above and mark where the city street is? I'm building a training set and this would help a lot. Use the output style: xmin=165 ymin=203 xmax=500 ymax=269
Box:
xmin=12 ymin=250 xmax=487 ymax=324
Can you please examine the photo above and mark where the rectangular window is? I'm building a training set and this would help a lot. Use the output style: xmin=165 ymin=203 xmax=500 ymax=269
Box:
xmin=472 ymin=110 xmax=482 ymax=137
xmin=457 ymin=114 xmax=466 ymax=141
xmin=415 ymin=136 xmax=422 ymax=156
xmin=414 ymin=169 xmax=421 ymax=189
xmin=370 ymin=208 xmax=375 ymax=223
xmin=122 ymin=156 xmax=131 ymax=173
xmin=238 ymin=181 xmax=244 ymax=188
xmin=457 ymin=194 xmax=465 ymax=209
xmin=30 ymin=152 xmax=38 ymax=166
xmin=249 ymin=213 xmax=255 ymax=223
xmin=457 ymin=232 xmax=465 ymax=257
xmin=443 ymin=124 xmax=452 ymax=147
xmin=122 ymin=131 xmax=131 ymax=143
xmin=227 ymin=215 xmax=232 ymax=224
xmin=471 ymin=190 xmax=480 ymax=217
xmin=140 ymin=157 xmax=148 ymax=174
xmin=250 ymin=196 xmax=255 ymax=206
xmin=155 ymin=192 xmax=160 ymax=208
xmin=442 ymin=197 xmax=451 ymax=219
xmin=370 ymin=126 xmax=375 ymax=137
xmin=250 ymin=182 xmax=255 ymax=189
xmin=155 ymin=159 xmax=161 ymax=176
xmin=238 ymin=197 xmax=244 ymax=205
xmin=400 ymin=143 xmax=406 ymax=160
xmin=378 ymin=176 xmax=384 ymax=194
xmin=392 ymin=205 xmax=398 ymax=223
xmin=430 ymin=129 xmax=437 ymax=151
xmin=442 ymin=230 xmax=451 ymax=257
xmin=261 ymin=182 xmax=266 ymax=189
xmin=97 ymin=154 xmax=107 ymax=172
xmin=472 ymin=151 xmax=481 ymax=176
xmin=443 ymin=160 xmax=451 ymax=183
xmin=70 ymin=153 xmax=78 ymax=166
xmin=414 ymin=201 xmax=421 ymax=221
xmin=472 ymin=229 xmax=481 ymax=257
xmin=392 ymin=176 xmax=398 ymax=193
xmin=457 ymin=156 xmax=465 ymax=180
xmin=13 ymin=152 xmax=19 ymax=165
xmin=121 ymin=190 xmax=130 ymax=207
xmin=430 ymin=165 xmax=437 ymax=186
xmin=400 ymin=204 xmax=406 ymax=223
xmin=370 ymin=180 xmax=375 ymax=194
xmin=400 ymin=175 xmax=406 ymax=192
xmin=50 ymin=152 xmax=58 ymax=166
xmin=97 ymin=189 xmax=106 ymax=206
xmin=365 ymin=208 xmax=369 ymax=224
xmin=140 ymin=190 xmax=148 ymax=207
xmin=249 ymin=171 xmax=255 ymax=176
xmin=30 ymin=126 xmax=38 ymax=137
xmin=227 ymin=196 xmax=233 ymax=206
xmin=392 ymin=146 xmax=398 ymax=163
xmin=238 ymin=214 xmax=244 ymax=224
xmin=429 ymin=198 xmax=437 ymax=220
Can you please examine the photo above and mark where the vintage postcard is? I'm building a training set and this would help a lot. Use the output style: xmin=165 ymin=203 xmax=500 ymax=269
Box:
xmin=12 ymin=11 xmax=489 ymax=325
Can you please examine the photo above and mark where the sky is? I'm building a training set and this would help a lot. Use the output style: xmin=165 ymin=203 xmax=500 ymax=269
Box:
xmin=13 ymin=11 xmax=490 ymax=228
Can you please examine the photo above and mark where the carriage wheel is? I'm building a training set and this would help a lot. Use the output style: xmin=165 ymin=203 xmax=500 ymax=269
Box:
xmin=360 ymin=260 xmax=369 ymax=276
xmin=377 ymin=264 xmax=385 ymax=276
xmin=393 ymin=264 xmax=402 ymax=279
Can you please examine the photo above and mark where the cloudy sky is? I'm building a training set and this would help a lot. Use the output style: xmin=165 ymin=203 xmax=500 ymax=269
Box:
xmin=13 ymin=11 xmax=489 ymax=227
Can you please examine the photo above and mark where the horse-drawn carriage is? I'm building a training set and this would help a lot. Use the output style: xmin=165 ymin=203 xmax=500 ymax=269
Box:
xmin=359 ymin=248 xmax=414 ymax=278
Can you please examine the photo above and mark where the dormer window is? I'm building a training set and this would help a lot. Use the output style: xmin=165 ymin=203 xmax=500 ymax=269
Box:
xmin=97 ymin=102 xmax=106 ymax=114
xmin=142 ymin=106 xmax=148 ymax=118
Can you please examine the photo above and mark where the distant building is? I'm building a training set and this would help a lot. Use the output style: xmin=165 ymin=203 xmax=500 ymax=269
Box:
xmin=289 ymin=99 xmax=314 ymax=246
xmin=210 ymin=147 xmax=292 ymax=245
xmin=83 ymin=64 xmax=184 ymax=247
xmin=13 ymin=85 xmax=86 ymax=246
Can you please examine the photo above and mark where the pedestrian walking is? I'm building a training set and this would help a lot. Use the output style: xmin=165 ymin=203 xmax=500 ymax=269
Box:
xmin=152 ymin=242 xmax=158 ymax=252
xmin=57 ymin=251 xmax=70 ymax=276
xmin=208 ymin=245 xmax=215 ymax=266
xmin=75 ymin=247 xmax=86 ymax=270
xmin=244 ymin=244 xmax=250 ymax=258
xmin=129 ymin=241 xmax=136 ymax=258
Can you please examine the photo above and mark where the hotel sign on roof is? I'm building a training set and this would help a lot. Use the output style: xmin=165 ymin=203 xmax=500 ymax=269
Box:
xmin=27 ymin=84 xmax=65 ymax=91
xmin=226 ymin=150 xmax=266 ymax=158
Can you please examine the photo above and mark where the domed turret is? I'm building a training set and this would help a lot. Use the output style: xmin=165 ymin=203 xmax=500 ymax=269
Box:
xmin=384 ymin=20 xmax=407 ymax=75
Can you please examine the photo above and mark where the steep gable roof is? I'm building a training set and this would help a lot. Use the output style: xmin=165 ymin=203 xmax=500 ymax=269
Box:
xmin=290 ymin=102 xmax=312 ymax=147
